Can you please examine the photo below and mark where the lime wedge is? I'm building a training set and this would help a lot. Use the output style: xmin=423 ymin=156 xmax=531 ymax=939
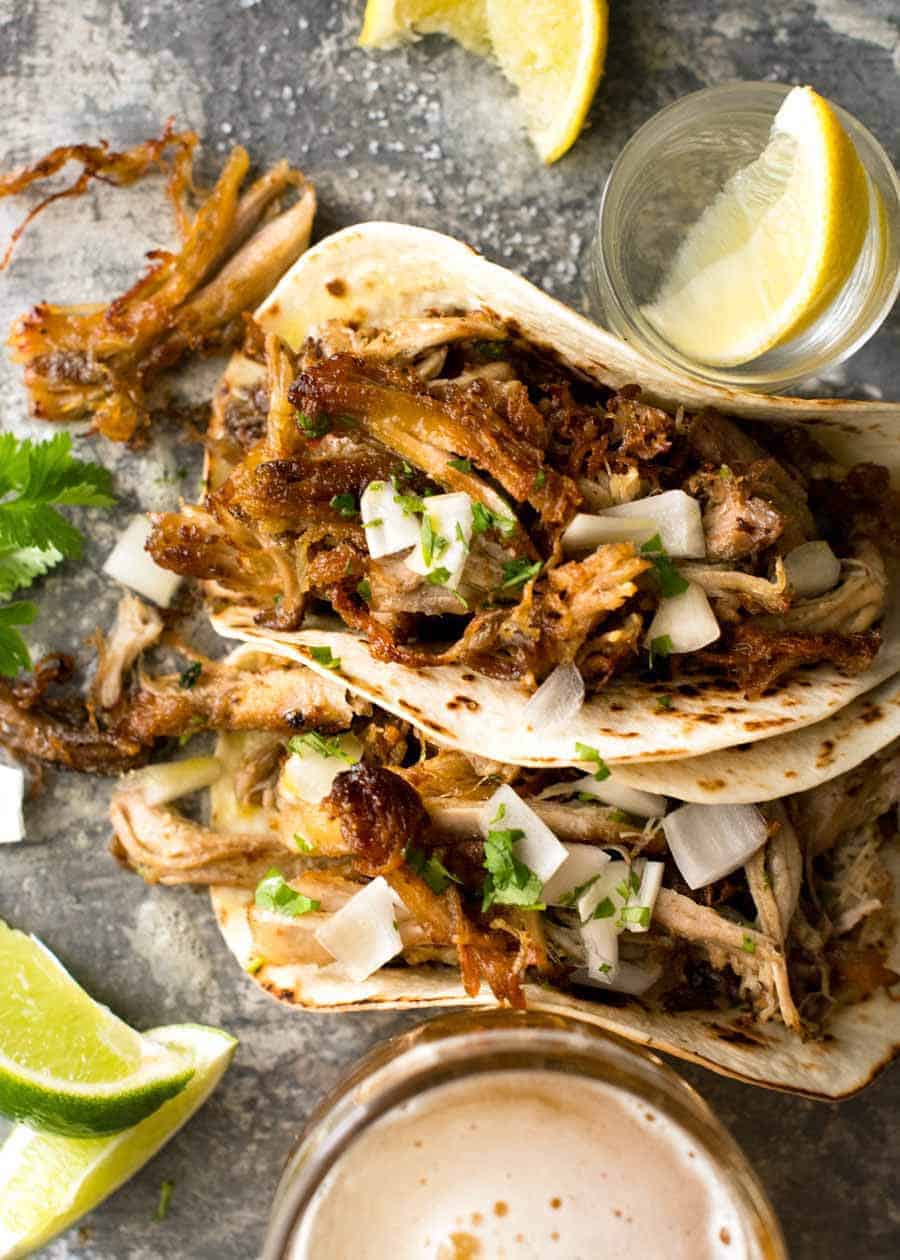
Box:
xmin=0 ymin=1024 xmax=236 ymax=1260
xmin=0 ymin=921 xmax=193 ymax=1136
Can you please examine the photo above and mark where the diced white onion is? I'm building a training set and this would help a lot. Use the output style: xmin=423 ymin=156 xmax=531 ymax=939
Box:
xmin=560 ymin=774 xmax=667 ymax=819
xmin=481 ymin=784 xmax=568 ymax=885
xmin=541 ymin=843 xmax=611 ymax=905
xmin=663 ymin=803 xmax=768 ymax=889
xmin=564 ymin=490 xmax=706 ymax=559
xmin=561 ymin=513 xmax=657 ymax=552
xmin=522 ymin=662 xmax=585 ymax=732
xmin=0 ymin=765 xmax=25 ymax=843
xmin=644 ymin=581 xmax=720 ymax=653
xmin=103 ymin=515 xmax=181 ymax=607
xmin=577 ymin=858 xmax=631 ymax=921
xmin=580 ymin=915 xmax=619 ymax=981
xmin=783 ymin=541 xmax=841 ymax=598
xmin=279 ymin=735 xmax=363 ymax=805
xmin=572 ymin=960 xmax=662 ymax=995
xmin=360 ymin=481 xmax=420 ymax=559
xmin=406 ymin=491 xmax=474 ymax=589
xmin=315 ymin=876 xmax=404 ymax=981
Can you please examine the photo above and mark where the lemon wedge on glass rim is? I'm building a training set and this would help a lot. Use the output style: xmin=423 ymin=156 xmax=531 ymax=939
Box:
xmin=642 ymin=85 xmax=872 ymax=367
xmin=359 ymin=0 xmax=608 ymax=163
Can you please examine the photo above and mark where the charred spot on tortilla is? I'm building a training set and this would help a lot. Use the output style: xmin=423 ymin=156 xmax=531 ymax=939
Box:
xmin=697 ymin=778 xmax=727 ymax=791
xmin=743 ymin=718 xmax=791 ymax=731
xmin=861 ymin=705 xmax=884 ymax=724
xmin=708 ymin=1024 xmax=770 ymax=1049
xmin=325 ymin=278 xmax=347 ymax=297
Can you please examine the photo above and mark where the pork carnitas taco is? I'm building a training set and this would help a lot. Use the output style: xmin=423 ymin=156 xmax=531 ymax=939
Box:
xmin=108 ymin=643 xmax=900 ymax=1100
xmin=147 ymin=224 xmax=900 ymax=767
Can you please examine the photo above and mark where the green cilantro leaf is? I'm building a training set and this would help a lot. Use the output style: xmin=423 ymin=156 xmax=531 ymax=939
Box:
xmin=481 ymin=826 xmax=544 ymax=911
xmin=741 ymin=934 xmax=757 ymax=954
xmin=533 ymin=469 xmax=547 ymax=490
xmin=0 ymin=432 xmax=114 ymax=559
xmin=178 ymin=661 xmax=202 ymax=690
xmin=0 ymin=600 xmax=36 ymax=677
xmin=287 ymin=731 xmax=355 ymax=762
xmin=356 ymin=577 xmax=372 ymax=603
xmin=471 ymin=501 xmax=517 ymax=538
xmin=620 ymin=905 xmax=651 ymax=928
xmin=591 ymin=896 xmax=616 ymax=920
xmin=574 ymin=742 xmax=611 ymax=781
xmin=329 ymin=493 xmax=358 ymax=518
xmin=0 ymin=544 xmax=63 ymax=600
xmin=393 ymin=492 xmax=425 ymax=515
xmin=309 ymin=645 xmax=341 ymax=670
xmin=558 ymin=875 xmax=602 ymax=907
xmin=293 ymin=833 xmax=315 ymax=853
xmin=295 ymin=411 xmax=329 ymax=438
xmin=640 ymin=533 xmax=689 ymax=598
xmin=426 ymin=567 xmax=452 ymax=586
xmin=649 ymin=634 xmax=674 ymax=668
xmin=472 ymin=339 xmax=507 ymax=360
xmin=500 ymin=558 xmax=542 ymax=589
xmin=254 ymin=868 xmax=320 ymax=916
xmin=656 ymin=694 xmax=673 ymax=710
xmin=448 ymin=457 xmax=472 ymax=474
xmin=405 ymin=844 xmax=462 ymax=895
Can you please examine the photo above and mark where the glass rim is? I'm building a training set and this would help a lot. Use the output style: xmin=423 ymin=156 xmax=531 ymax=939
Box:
xmin=593 ymin=80 xmax=900 ymax=394
xmin=263 ymin=1010 xmax=788 ymax=1259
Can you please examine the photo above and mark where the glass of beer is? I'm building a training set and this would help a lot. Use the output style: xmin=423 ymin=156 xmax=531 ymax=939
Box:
xmin=263 ymin=1010 xmax=787 ymax=1259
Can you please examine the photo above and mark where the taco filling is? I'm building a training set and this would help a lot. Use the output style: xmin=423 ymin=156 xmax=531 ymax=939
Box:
xmin=108 ymin=644 xmax=899 ymax=1031
xmin=147 ymin=318 xmax=896 ymax=702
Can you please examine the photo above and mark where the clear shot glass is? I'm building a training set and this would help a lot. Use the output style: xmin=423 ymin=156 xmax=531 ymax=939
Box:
xmin=263 ymin=1010 xmax=788 ymax=1260
xmin=590 ymin=81 xmax=900 ymax=393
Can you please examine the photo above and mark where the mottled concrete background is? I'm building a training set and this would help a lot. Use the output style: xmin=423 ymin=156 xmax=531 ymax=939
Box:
xmin=0 ymin=2 xmax=898 ymax=1257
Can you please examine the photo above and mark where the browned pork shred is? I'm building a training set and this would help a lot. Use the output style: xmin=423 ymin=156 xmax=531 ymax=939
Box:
xmin=146 ymin=322 xmax=895 ymax=697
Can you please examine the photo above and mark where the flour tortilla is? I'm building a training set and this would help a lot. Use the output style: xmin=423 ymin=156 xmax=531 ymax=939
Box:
xmin=207 ymin=222 xmax=900 ymax=767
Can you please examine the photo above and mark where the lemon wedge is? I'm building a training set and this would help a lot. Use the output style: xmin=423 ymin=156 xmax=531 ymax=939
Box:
xmin=642 ymin=86 xmax=871 ymax=367
xmin=359 ymin=0 xmax=491 ymax=56
xmin=359 ymin=0 xmax=608 ymax=163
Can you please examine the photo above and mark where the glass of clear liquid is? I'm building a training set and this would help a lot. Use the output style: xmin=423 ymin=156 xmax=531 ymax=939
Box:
xmin=264 ymin=1011 xmax=787 ymax=1260
xmin=590 ymin=81 xmax=900 ymax=393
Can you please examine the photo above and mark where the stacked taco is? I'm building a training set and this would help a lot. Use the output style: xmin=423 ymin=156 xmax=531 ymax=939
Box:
xmin=111 ymin=224 xmax=900 ymax=1097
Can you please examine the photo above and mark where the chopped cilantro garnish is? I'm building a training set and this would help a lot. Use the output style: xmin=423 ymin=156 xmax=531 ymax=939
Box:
xmin=482 ymin=825 xmax=544 ymax=911
xmin=649 ymin=634 xmax=674 ymax=668
xmin=448 ymin=457 xmax=472 ymax=474
xmin=591 ymin=897 xmax=616 ymax=920
xmin=608 ymin=809 xmax=632 ymax=824
xmin=574 ymin=742 xmax=611 ymax=781
xmin=273 ymin=593 xmax=283 ymax=607
xmin=363 ymin=517 xmax=384 ymax=529
xmin=426 ymin=567 xmax=452 ymax=586
xmin=640 ymin=534 xmax=689 ymax=598
xmin=255 ymin=868 xmax=320 ymax=916
xmin=178 ymin=661 xmax=202 ymax=690
xmin=420 ymin=514 xmax=436 ymax=567
xmin=394 ymin=492 xmax=425 ymax=515
xmin=558 ymin=875 xmax=602 ymax=907
xmin=741 ymin=934 xmax=756 ymax=954
xmin=533 ymin=469 xmax=547 ymax=490
xmin=356 ymin=577 xmax=372 ymax=603
xmin=293 ymin=833 xmax=315 ymax=853
xmin=294 ymin=410 xmax=330 ymax=438
xmin=0 ymin=602 xmax=36 ymax=678
xmin=455 ymin=522 xmax=467 ymax=544
xmin=500 ymin=557 xmax=542 ymax=589
xmin=656 ymin=694 xmax=673 ymax=710
xmin=620 ymin=905 xmax=651 ymax=928
xmin=405 ymin=843 xmax=462 ymax=895
xmin=309 ymin=645 xmax=341 ymax=670
xmin=719 ymin=464 xmax=732 ymax=479
xmin=287 ymin=731 xmax=355 ymax=762
xmin=471 ymin=501 xmax=517 ymax=538
xmin=155 ymin=1180 xmax=174 ymax=1223
xmin=329 ymin=493 xmax=358 ymax=518
xmin=177 ymin=715 xmax=204 ymax=746
xmin=473 ymin=339 xmax=507 ymax=360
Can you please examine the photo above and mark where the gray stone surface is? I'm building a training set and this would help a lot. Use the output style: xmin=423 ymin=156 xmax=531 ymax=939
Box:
xmin=0 ymin=1 xmax=898 ymax=1256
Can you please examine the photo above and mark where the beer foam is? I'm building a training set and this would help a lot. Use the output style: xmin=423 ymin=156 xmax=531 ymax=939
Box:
xmin=289 ymin=1069 xmax=750 ymax=1258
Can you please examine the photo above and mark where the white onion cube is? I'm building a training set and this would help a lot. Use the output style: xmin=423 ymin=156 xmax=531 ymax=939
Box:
xmin=602 ymin=490 xmax=706 ymax=558
xmin=644 ymin=581 xmax=720 ymax=654
xmin=315 ymin=876 xmax=404 ymax=981
xmin=580 ymin=915 xmax=619 ymax=981
xmin=0 ymin=765 xmax=25 ymax=843
xmin=541 ymin=843 xmax=611 ymax=905
xmin=663 ymin=803 xmax=768 ymax=889
xmin=406 ymin=492 xmax=474 ymax=589
xmin=481 ymin=784 xmax=567 ymax=885
xmin=360 ymin=481 xmax=421 ymax=559
xmin=561 ymin=513 xmax=657 ymax=553
xmin=783 ymin=541 xmax=841 ymax=597
xmin=103 ymin=516 xmax=181 ymax=607
xmin=522 ymin=662 xmax=584 ymax=732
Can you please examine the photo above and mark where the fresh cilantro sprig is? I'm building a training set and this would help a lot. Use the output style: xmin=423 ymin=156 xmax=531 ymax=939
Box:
xmin=639 ymin=534 xmax=689 ymax=598
xmin=405 ymin=843 xmax=462 ymax=895
xmin=500 ymin=557 xmax=542 ymax=590
xmin=254 ymin=869 xmax=320 ymax=916
xmin=0 ymin=433 xmax=115 ymax=677
xmin=481 ymin=818 xmax=544 ymax=911
xmin=287 ymin=731 xmax=356 ymax=762
xmin=574 ymin=742 xmax=611 ymax=781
